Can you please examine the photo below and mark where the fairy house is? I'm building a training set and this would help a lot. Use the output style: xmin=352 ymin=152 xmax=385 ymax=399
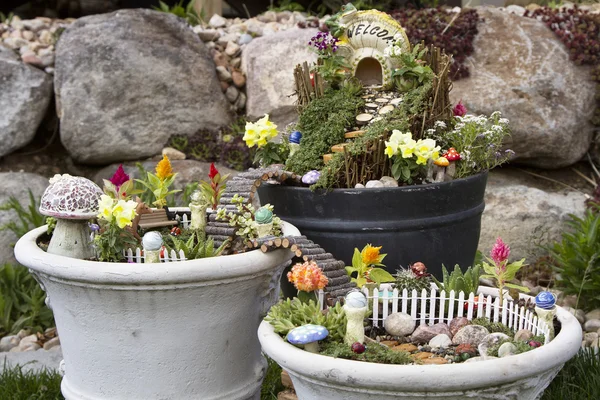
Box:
xmin=332 ymin=6 xmax=410 ymax=88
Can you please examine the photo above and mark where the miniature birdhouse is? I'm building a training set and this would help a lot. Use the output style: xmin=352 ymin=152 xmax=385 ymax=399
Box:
xmin=328 ymin=4 xmax=411 ymax=89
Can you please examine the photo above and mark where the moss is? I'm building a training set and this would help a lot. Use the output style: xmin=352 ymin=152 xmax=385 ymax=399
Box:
xmin=285 ymin=87 xmax=365 ymax=175
xmin=320 ymin=340 xmax=412 ymax=365
xmin=471 ymin=318 xmax=513 ymax=336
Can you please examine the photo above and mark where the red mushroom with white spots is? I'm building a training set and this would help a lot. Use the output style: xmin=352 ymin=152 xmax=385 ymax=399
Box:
xmin=442 ymin=148 xmax=461 ymax=179
xmin=39 ymin=174 xmax=103 ymax=260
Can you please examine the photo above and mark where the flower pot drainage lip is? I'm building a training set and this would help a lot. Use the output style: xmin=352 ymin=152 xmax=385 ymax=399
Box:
xmin=258 ymin=302 xmax=582 ymax=391
xmin=15 ymin=222 xmax=300 ymax=286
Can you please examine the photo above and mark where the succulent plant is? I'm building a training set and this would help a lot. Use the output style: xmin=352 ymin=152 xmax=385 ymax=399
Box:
xmin=395 ymin=267 xmax=432 ymax=293
xmin=432 ymin=264 xmax=481 ymax=295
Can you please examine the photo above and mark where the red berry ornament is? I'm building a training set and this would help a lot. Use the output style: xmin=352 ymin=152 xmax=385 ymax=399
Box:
xmin=351 ymin=342 xmax=366 ymax=354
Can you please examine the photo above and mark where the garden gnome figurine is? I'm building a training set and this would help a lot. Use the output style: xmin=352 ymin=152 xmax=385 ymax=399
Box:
xmin=142 ymin=231 xmax=163 ymax=263
xmin=189 ymin=190 xmax=208 ymax=231
xmin=255 ymin=207 xmax=274 ymax=238
xmin=344 ymin=291 xmax=368 ymax=345
xmin=535 ymin=291 xmax=557 ymax=340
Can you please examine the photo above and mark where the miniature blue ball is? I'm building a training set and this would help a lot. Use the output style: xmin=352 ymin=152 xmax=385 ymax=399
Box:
xmin=535 ymin=291 xmax=556 ymax=310
xmin=289 ymin=131 xmax=302 ymax=144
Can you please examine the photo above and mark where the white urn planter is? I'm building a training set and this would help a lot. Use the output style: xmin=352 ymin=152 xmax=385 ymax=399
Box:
xmin=258 ymin=287 xmax=582 ymax=400
xmin=15 ymin=222 xmax=300 ymax=400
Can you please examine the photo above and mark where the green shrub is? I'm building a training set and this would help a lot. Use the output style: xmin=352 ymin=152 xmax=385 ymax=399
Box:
xmin=549 ymin=206 xmax=600 ymax=311
xmin=432 ymin=264 xmax=481 ymax=295
xmin=0 ymin=190 xmax=45 ymax=241
xmin=0 ymin=263 xmax=54 ymax=337
xmin=153 ymin=0 xmax=203 ymax=26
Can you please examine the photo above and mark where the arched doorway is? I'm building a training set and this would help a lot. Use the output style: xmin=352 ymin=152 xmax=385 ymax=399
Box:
xmin=355 ymin=57 xmax=383 ymax=86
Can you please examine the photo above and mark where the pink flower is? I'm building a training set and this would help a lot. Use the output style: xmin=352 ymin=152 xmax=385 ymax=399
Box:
xmin=209 ymin=163 xmax=219 ymax=180
xmin=109 ymin=164 xmax=129 ymax=189
xmin=453 ymin=100 xmax=467 ymax=117
xmin=490 ymin=237 xmax=510 ymax=266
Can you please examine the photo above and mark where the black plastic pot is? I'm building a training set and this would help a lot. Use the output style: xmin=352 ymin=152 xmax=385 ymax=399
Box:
xmin=258 ymin=172 xmax=488 ymax=279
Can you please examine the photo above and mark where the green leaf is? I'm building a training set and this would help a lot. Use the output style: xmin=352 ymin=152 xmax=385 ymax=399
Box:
xmin=369 ymin=268 xmax=395 ymax=284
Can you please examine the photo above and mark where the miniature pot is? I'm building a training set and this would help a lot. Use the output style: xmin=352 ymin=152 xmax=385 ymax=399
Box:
xmin=15 ymin=222 xmax=300 ymax=400
xmin=258 ymin=172 xmax=487 ymax=279
xmin=258 ymin=287 xmax=582 ymax=400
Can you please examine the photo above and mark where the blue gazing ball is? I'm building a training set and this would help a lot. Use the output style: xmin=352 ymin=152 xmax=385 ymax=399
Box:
xmin=535 ymin=291 xmax=556 ymax=310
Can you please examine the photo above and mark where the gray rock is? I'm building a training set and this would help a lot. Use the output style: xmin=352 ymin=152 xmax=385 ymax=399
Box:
xmin=208 ymin=14 xmax=227 ymax=28
xmin=585 ymin=309 xmax=600 ymax=322
xmin=584 ymin=332 xmax=599 ymax=346
xmin=450 ymin=7 xmax=594 ymax=168
xmin=0 ymin=335 xmax=20 ymax=352
xmin=429 ymin=334 xmax=452 ymax=349
xmin=498 ymin=342 xmax=517 ymax=358
xmin=384 ymin=312 xmax=415 ymax=337
xmin=238 ymin=33 xmax=253 ymax=45
xmin=365 ymin=180 xmax=384 ymax=188
xmin=379 ymin=176 xmax=398 ymax=187
xmin=449 ymin=317 xmax=470 ymax=338
xmin=0 ymin=46 xmax=53 ymax=157
xmin=479 ymin=169 xmax=587 ymax=260
xmin=584 ymin=319 xmax=600 ymax=332
xmin=0 ymin=349 xmax=63 ymax=373
xmin=478 ymin=332 xmax=510 ymax=357
xmin=243 ymin=28 xmax=317 ymax=127
xmin=225 ymin=86 xmax=239 ymax=103
xmin=452 ymin=325 xmax=490 ymax=347
xmin=54 ymin=9 xmax=231 ymax=165
xmin=514 ymin=329 xmax=533 ymax=342
xmin=411 ymin=323 xmax=451 ymax=344
xmin=0 ymin=172 xmax=49 ymax=264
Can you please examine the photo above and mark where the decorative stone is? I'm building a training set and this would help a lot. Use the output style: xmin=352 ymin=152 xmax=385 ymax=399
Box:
xmin=216 ymin=65 xmax=232 ymax=82
xmin=162 ymin=147 xmax=186 ymax=160
xmin=449 ymin=317 xmax=470 ymax=338
xmin=411 ymin=323 xmax=451 ymax=344
xmin=345 ymin=291 xmax=368 ymax=308
xmin=225 ymin=41 xmax=241 ymax=56
xmin=390 ymin=98 xmax=402 ymax=106
xmin=238 ymin=33 xmax=253 ymax=45
xmin=0 ymin=335 xmax=20 ymax=352
xmin=498 ymin=342 xmax=518 ymax=358
xmin=455 ymin=343 xmax=477 ymax=357
xmin=411 ymin=351 xmax=434 ymax=360
xmin=384 ymin=312 xmax=415 ymax=337
xmin=43 ymin=337 xmax=61 ymax=351
xmin=356 ymin=113 xmax=373 ymax=125
xmin=380 ymin=340 xmax=398 ymax=347
xmin=365 ymin=180 xmax=384 ymax=188
xmin=535 ymin=291 xmax=556 ymax=310
xmin=452 ymin=325 xmax=489 ymax=347
xmin=208 ymin=14 xmax=227 ymax=28
xmin=478 ymin=332 xmax=510 ymax=357
xmin=379 ymin=176 xmax=398 ymax=187
xmin=379 ymin=105 xmax=395 ymax=115
xmin=17 ymin=329 xmax=31 ymax=339
xmin=354 ymin=183 xmax=365 ymax=188
xmin=584 ymin=319 xmax=600 ymax=332
xmin=344 ymin=130 xmax=365 ymax=139
xmin=421 ymin=356 xmax=448 ymax=365
xmin=584 ymin=332 xmax=599 ymax=346
xmin=429 ymin=334 xmax=452 ymax=349
xmin=585 ymin=309 xmax=600 ymax=322
xmin=365 ymin=102 xmax=378 ymax=109
xmin=232 ymin=70 xmax=246 ymax=88
xmin=514 ymin=329 xmax=533 ymax=342
xmin=392 ymin=343 xmax=417 ymax=353
xmin=225 ymin=86 xmax=239 ymax=103
xmin=375 ymin=98 xmax=389 ymax=104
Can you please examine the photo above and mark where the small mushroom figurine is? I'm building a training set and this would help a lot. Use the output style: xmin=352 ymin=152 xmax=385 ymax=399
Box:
xmin=301 ymin=170 xmax=320 ymax=185
xmin=343 ymin=291 xmax=368 ymax=345
xmin=142 ymin=231 xmax=163 ymax=263
xmin=535 ymin=291 xmax=557 ymax=340
xmin=39 ymin=174 xmax=103 ymax=260
xmin=442 ymin=148 xmax=461 ymax=180
xmin=255 ymin=207 xmax=274 ymax=238
xmin=286 ymin=324 xmax=329 ymax=353
xmin=433 ymin=157 xmax=449 ymax=182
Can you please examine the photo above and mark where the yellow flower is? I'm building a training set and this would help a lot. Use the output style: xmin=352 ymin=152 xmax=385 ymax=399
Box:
xmin=97 ymin=195 xmax=115 ymax=222
xmin=112 ymin=199 xmax=137 ymax=229
xmin=156 ymin=155 xmax=173 ymax=180
xmin=414 ymin=138 xmax=440 ymax=165
xmin=243 ymin=122 xmax=259 ymax=147
xmin=384 ymin=142 xmax=397 ymax=158
xmin=244 ymin=114 xmax=278 ymax=149
xmin=386 ymin=130 xmax=414 ymax=158
xmin=362 ymin=244 xmax=384 ymax=266
xmin=399 ymin=138 xmax=416 ymax=159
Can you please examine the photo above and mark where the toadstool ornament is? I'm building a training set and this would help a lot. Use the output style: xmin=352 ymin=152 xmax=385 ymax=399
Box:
xmin=344 ymin=291 xmax=368 ymax=345
xmin=286 ymin=324 xmax=329 ymax=353
xmin=535 ymin=291 xmax=557 ymax=340
xmin=39 ymin=174 xmax=103 ymax=260
xmin=442 ymin=148 xmax=461 ymax=180
xmin=301 ymin=170 xmax=321 ymax=185
xmin=142 ymin=231 xmax=163 ymax=263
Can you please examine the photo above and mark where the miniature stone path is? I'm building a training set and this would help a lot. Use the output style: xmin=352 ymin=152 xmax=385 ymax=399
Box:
xmin=206 ymin=166 xmax=355 ymax=302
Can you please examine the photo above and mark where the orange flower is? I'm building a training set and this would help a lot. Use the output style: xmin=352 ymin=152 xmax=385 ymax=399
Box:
xmin=362 ymin=244 xmax=384 ymax=266
xmin=156 ymin=155 xmax=173 ymax=180
xmin=287 ymin=261 xmax=328 ymax=292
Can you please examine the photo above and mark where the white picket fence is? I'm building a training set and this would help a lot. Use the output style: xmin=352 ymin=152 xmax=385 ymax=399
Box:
xmin=123 ymin=247 xmax=187 ymax=263
xmin=320 ymin=287 xmax=551 ymax=344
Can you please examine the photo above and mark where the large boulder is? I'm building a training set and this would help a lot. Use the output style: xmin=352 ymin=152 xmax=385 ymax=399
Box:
xmin=479 ymin=168 xmax=588 ymax=261
xmin=242 ymin=28 xmax=317 ymax=126
xmin=0 ymin=46 xmax=53 ymax=157
xmin=451 ymin=7 xmax=595 ymax=169
xmin=55 ymin=9 xmax=231 ymax=165
xmin=0 ymin=172 xmax=49 ymax=265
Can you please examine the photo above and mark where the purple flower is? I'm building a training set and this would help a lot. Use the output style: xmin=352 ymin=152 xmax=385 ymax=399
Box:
xmin=453 ymin=100 xmax=467 ymax=117
xmin=89 ymin=223 xmax=100 ymax=232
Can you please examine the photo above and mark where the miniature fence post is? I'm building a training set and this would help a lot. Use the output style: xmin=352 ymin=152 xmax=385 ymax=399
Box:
xmin=318 ymin=289 xmax=325 ymax=310
xmin=477 ymin=295 xmax=484 ymax=318
xmin=392 ymin=288 xmax=399 ymax=315
xmin=372 ymin=289 xmax=380 ymax=327
xmin=382 ymin=288 xmax=390 ymax=322
xmin=401 ymin=288 xmax=408 ymax=314
xmin=493 ymin=296 xmax=500 ymax=322
xmin=419 ymin=289 xmax=428 ymax=326
xmin=410 ymin=289 xmax=418 ymax=320
xmin=457 ymin=291 xmax=465 ymax=318
xmin=447 ymin=290 xmax=456 ymax=324
xmin=518 ymin=306 xmax=525 ymax=330
xmin=438 ymin=290 xmax=446 ymax=324
xmin=429 ymin=288 xmax=437 ymax=325
xmin=125 ymin=248 xmax=133 ymax=263
xmin=466 ymin=292 xmax=475 ymax=320
xmin=502 ymin=298 xmax=509 ymax=326
xmin=181 ymin=214 xmax=189 ymax=229
xmin=135 ymin=248 xmax=142 ymax=263
xmin=485 ymin=295 xmax=492 ymax=319
xmin=178 ymin=250 xmax=186 ymax=261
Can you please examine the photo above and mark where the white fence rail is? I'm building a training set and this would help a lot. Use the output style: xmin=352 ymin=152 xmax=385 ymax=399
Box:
xmin=320 ymin=287 xmax=551 ymax=344
xmin=123 ymin=247 xmax=187 ymax=263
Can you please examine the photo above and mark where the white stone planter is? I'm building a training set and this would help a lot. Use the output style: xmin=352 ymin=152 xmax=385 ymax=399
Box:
xmin=258 ymin=287 xmax=582 ymax=400
xmin=15 ymin=222 xmax=300 ymax=400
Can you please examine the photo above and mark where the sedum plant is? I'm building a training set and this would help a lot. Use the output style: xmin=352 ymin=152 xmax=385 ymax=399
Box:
xmin=432 ymin=264 xmax=481 ymax=295
xmin=549 ymin=205 xmax=600 ymax=311
xmin=265 ymin=298 xmax=346 ymax=342
xmin=215 ymin=195 xmax=282 ymax=241
xmin=164 ymin=232 xmax=228 ymax=260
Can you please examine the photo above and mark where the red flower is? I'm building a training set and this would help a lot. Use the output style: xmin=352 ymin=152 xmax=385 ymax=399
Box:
xmin=453 ymin=100 xmax=467 ymax=117
xmin=109 ymin=164 xmax=129 ymax=189
xmin=490 ymin=237 xmax=510 ymax=267
xmin=209 ymin=163 xmax=219 ymax=180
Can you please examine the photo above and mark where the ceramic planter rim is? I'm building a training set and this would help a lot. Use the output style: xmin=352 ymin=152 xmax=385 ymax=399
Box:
xmin=258 ymin=286 xmax=582 ymax=391
xmin=15 ymin=221 xmax=300 ymax=286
